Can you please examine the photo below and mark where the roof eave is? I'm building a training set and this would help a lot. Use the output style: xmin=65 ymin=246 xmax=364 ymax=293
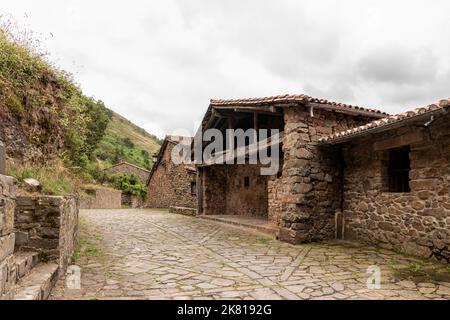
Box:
xmin=209 ymin=101 xmax=388 ymax=119
xmin=319 ymin=106 xmax=449 ymax=145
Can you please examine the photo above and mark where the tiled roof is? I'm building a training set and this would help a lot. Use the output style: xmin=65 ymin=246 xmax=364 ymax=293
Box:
xmin=319 ymin=98 xmax=450 ymax=144
xmin=167 ymin=135 xmax=193 ymax=144
xmin=210 ymin=94 xmax=388 ymax=117
xmin=106 ymin=161 xmax=151 ymax=173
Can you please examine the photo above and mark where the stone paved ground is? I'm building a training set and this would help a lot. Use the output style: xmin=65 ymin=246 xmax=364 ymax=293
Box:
xmin=50 ymin=209 xmax=450 ymax=300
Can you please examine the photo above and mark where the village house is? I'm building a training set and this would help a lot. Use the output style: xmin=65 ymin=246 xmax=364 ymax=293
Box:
xmin=319 ymin=99 xmax=450 ymax=261
xmin=146 ymin=135 xmax=197 ymax=214
xmin=104 ymin=161 xmax=151 ymax=184
xmin=192 ymin=94 xmax=450 ymax=261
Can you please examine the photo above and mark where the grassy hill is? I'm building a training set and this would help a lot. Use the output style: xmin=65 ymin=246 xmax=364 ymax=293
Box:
xmin=94 ymin=111 xmax=162 ymax=170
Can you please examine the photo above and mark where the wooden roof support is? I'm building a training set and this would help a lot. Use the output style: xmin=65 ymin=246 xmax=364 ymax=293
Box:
xmin=212 ymin=105 xmax=283 ymax=116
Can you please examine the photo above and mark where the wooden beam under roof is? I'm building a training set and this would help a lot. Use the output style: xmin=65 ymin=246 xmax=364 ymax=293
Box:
xmin=212 ymin=105 xmax=283 ymax=116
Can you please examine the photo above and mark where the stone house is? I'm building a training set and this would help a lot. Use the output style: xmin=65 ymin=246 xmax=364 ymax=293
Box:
xmin=194 ymin=94 xmax=450 ymax=261
xmin=104 ymin=161 xmax=151 ymax=184
xmin=146 ymin=136 xmax=197 ymax=211
xmin=319 ymin=99 xmax=450 ymax=261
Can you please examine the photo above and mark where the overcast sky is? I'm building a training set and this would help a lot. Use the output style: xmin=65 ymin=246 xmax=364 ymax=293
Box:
xmin=2 ymin=0 xmax=450 ymax=137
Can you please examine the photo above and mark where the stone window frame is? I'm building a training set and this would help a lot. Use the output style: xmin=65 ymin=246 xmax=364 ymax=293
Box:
xmin=381 ymin=145 xmax=411 ymax=193
xmin=244 ymin=176 xmax=250 ymax=188
xmin=190 ymin=181 xmax=197 ymax=196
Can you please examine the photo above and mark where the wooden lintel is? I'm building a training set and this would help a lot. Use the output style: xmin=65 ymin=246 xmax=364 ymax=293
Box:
xmin=373 ymin=131 xmax=424 ymax=151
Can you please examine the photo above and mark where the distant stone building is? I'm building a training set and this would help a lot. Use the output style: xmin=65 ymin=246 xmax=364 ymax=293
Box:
xmin=104 ymin=161 xmax=151 ymax=184
xmin=194 ymin=94 xmax=450 ymax=262
xmin=146 ymin=136 xmax=197 ymax=211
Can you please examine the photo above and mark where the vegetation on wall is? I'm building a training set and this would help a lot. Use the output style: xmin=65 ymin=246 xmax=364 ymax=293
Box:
xmin=0 ymin=22 xmax=162 ymax=195
xmin=7 ymin=162 xmax=82 ymax=196
xmin=108 ymin=173 xmax=147 ymax=200
xmin=0 ymin=26 xmax=110 ymax=170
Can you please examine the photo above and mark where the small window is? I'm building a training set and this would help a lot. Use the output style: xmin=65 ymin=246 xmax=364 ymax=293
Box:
xmin=388 ymin=146 xmax=411 ymax=193
xmin=191 ymin=181 xmax=197 ymax=195
xmin=244 ymin=176 xmax=250 ymax=188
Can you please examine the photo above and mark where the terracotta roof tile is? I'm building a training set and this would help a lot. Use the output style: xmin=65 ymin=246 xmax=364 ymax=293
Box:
xmin=210 ymin=94 xmax=388 ymax=117
xmin=167 ymin=135 xmax=193 ymax=144
xmin=319 ymin=98 xmax=450 ymax=144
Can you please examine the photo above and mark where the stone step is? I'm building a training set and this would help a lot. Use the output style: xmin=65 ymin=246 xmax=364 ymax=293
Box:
xmin=13 ymin=263 xmax=59 ymax=300
xmin=13 ymin=251 xmax=40 ymax=280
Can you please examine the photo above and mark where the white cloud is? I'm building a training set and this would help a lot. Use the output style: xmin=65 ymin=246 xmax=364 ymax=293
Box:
xmin=2 ymin=0 xmax=450 ymax=137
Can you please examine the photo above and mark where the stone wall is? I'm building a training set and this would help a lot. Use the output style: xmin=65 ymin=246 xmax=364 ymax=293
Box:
xmin=268 ymin=175 xmax=284 ymax=226
xmin=0 ymin=142 xmax=5 ymax=175
xmin=169 ymin=206 xmax=197 ymax=216
xmin=79 ymin=187 xmax=122 ymax=209
xmin=342 ymin=114 xmax=450 ymax=262
xmin=0 ymin=174 xmax=16 ymax=300
xmin=201 ymin=164 xmax=280 ymax=221
xmin=104 ymin=162 xmax=150 ymax=184
xmin=122 ymin=193 xmax=146 ymax=208
xmin=14 ymin=195 xmax=79 ymax=274
xmin=225 ymin=165 xmax=268 ymax=218
xmin=278 ymin=107 xmax=373 ymax=244
xmin=200 ymin=165 xmax=227 ymax=215
xmin=147 ymin=142 xmax=197 ymax=209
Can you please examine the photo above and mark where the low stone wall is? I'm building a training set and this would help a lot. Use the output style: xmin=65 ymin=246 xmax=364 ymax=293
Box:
xmin=169 ymin=206 xmax=196 ymax=216
xmin=79 ymin=187 xmax=121 ymax=209
xmin=122 ymin=193 xmax=145 ymax=208
xmin=0 ymin=174 xmax=16 ymax=299
xmin=14 ymin=195 xmax=79 ymax=274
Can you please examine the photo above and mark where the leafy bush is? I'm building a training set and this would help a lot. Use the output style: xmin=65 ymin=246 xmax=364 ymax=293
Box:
xmin=0 ymin=21 xmax=160 ymax=192
xmin=108 ymin=173 xmax=147 ymax=200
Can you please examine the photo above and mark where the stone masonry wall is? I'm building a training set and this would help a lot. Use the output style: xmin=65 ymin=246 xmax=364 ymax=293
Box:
xmin=147 ymin=142 xmax=197 ymax=209
xmin=0 ymin=174 xmax=16 ymax=300
xmin=278 ymin=106 xmax=373 ymax=244
xmin=201 ymin=164 xmax=271 ymax=218
xmin=15 ymin=195 xmax=79 ymax=274
xmin=268 ymin=175 xmax=284 ymax=226
xmin=201 ymin=165 xmax=227 ymax=215
xmin=104 ymin=162 xmax=150 ymax=184
xmin=342 ymin=114 xmax=450 ymax=262
xmin=122 ymin=193 xmax=146 ymax=208
xmin=80 ymin=187 xmax=122 ymax=209
xmin=225 ymin=165 xmax=268 ymax=218
xmin=0 ymin=142 xmax=5 ymax=175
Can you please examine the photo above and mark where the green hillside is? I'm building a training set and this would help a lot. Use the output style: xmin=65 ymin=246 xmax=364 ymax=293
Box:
xmin=94 ymin=111 xmax=162 ymax=170
xmin=1 ymin=25 xmax=161 ymax=194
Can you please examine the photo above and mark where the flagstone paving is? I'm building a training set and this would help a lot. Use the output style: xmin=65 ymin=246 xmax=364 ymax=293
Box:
xmin=50 ymin=209 xmax=450 ymax=300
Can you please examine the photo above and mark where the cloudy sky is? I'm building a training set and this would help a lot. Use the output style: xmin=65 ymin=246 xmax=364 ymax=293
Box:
xmin=2 ymin=0 xmax=450 ymax=137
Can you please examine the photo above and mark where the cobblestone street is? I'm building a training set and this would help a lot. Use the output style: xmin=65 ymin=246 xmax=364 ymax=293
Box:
xmin=51 ymin=209 xmax=450 ymax=300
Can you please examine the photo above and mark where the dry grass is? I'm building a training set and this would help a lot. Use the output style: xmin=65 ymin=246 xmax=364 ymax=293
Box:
xmin=6 ymin=160 xmax=85 ymax=196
